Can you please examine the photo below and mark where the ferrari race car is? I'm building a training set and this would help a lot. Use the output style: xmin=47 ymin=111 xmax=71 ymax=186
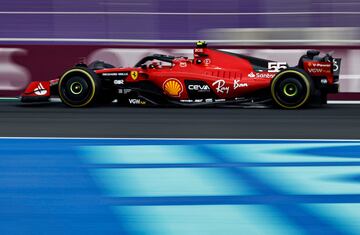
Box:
xmin=21 ymin=41 xmax=341 ymax=109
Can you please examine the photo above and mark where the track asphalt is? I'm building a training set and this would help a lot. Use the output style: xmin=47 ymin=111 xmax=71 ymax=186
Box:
xmin=0 ymin=102 xmax=358 ymax=139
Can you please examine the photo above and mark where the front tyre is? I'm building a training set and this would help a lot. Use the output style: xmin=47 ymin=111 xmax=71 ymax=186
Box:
xmin=271 ymin=68 xmax=313 ymax=109
xmin=58 ymin=67 xmax=100 ymax=107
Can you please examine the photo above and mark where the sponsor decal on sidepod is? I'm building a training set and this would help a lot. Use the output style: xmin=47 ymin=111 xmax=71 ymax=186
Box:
xmin=212 ymin=79 xmax=249 ymax=93
xmin=212 ymin=80 xmax=230 ymax=94
xmin=248 ymin=72 xmax=275 ymax=79
xmin=163 ymin=78 xmax=183 ymax=97
xmin=234 ymin=80 xmax=248 ymax=89
xmin=188 ymin=84 xmax=211 ymax=92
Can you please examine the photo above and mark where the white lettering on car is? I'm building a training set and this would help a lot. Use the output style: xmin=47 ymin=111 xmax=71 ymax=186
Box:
xmin=114 ymin=80 xmax=124 ymax=85
xmin=128 ymin=99 xmax=145 ymax=105
xmin=212 ymin=80 xmax=229 ymax=94
xmin=268 ymin=62 xmax=288 ymax=72
xmin=333 ymin=59 xmax=339 ymax=72
xmin=248 ymin=72 xmax=275 ymax=79
xmin=188 ymin=84 xmax=210 ymax=91
xmin=234 ymin=80 xmax=248 ymax=89
xmin=204 ymin=58 xmax=211 ymax=65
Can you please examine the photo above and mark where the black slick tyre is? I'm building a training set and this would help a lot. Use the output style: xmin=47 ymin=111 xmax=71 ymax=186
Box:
xmin=270 ymin=68 xmax=313 ymax=109
xmin=58 ymin=67 xmax=101 ymax=107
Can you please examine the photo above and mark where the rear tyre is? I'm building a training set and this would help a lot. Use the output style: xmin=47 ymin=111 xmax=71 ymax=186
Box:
xmin=271 ymin=68 xmax=313 ymax=109
xmin=58 ymin=67 xmax=101 ymax=107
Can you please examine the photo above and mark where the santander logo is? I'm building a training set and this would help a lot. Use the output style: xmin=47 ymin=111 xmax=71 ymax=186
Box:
xmin=248 ymin=72 xmax=256 ymax=78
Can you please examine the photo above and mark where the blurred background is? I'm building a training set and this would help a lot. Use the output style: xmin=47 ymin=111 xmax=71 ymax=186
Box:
xmin=2 ymin=2 xmax=360 ymax=235
xmin=0 ymin=0 xmax=360 ymax=96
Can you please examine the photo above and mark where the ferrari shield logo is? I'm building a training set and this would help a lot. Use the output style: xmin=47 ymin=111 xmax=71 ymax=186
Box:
xmin=131 ymin=71 xmax=138 ymax=80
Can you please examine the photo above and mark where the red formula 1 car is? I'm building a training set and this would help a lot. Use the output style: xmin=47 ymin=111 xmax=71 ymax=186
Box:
xmin=21 ymin=41 xmax=341 ymax=109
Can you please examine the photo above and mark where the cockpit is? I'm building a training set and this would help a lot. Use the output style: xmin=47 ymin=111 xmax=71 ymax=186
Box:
xmin=134 ymin=54 xmax=176 ymax=69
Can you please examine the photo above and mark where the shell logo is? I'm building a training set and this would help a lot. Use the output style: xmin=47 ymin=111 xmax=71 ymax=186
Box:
xmin=163 ymin=78 xmax=183 ymax=97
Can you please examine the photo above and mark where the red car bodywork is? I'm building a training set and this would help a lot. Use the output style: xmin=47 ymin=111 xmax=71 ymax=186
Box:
xmin=21 ymin=42 xmax=340 ymax=108
xmin=97 ymin=48 xmax=272 ymax=100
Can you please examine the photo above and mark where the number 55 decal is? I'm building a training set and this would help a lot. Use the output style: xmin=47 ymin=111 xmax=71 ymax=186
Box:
xmin=332 ymin=58 xmax=341 ymax=72
xmin=332 ymin=58 xmax=341 ymax=76
xmin=268 ymin=62 xmax=288 ymax=73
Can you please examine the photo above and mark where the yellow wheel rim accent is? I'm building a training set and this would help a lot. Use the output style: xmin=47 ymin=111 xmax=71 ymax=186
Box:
xmin=58 ymin=69 xmax=96 ymax=108
xmin=69 ymin=82 xmax=83 ymax=95
xmin=283 ymin=83 xmax=298 ymax=97
xmin=271 ymin=70 xmax=311 ymax=109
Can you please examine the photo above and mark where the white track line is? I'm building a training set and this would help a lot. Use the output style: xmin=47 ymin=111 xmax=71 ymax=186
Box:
xmin=2 ymin=97 xmax=360 ymax=104
xmin=0 ymin=11 xmax=360 ymax=16
xmin=2 ymin=38 xmax=360 ymax=44
xmin=338 ymin=75 xmax=360 ymax=80
xmin=328 ymin=100 xmax=360 ymax=104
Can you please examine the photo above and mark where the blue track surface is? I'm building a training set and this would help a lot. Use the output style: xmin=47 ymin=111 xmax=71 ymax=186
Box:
xmin=1 ymin=138 xmax=360 ymax=235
